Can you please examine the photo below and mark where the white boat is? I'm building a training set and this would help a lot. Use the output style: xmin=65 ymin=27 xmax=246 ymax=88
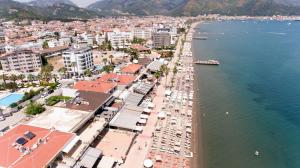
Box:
xmin=254 ymin=150 xmax=260 ymax=156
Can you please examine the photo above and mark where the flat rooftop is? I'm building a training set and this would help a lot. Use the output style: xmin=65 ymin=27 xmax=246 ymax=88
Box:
xmin=66 ymin=90 xmax=113 ymax=112
xmin=0 ymin=124 xmax=75 ymax=168
xmin=27 ymin=107 xmax=89 ymax=132
xmin=95 ymin=129 xmax=136 ymax=162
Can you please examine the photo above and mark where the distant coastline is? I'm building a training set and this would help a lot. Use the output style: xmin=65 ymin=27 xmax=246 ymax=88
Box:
xmin=194 ymin=14 xmax=300 ymax=22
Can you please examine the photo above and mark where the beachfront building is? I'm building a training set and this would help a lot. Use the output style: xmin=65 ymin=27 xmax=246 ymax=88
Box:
xmin=106 ymin=29 xmax=133 ymax=49
xmin=0 ymin=50 xmax=42 ymax=73
xmin=0 ymin=124 xmax=76 ymax=168
xmin=152 ymin=30 xmax=171 ymax=49
xmin=62 ymin=46 xmax=94 ymax=76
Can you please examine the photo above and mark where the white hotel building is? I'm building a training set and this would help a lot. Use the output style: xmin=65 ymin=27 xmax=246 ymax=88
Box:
xmin=62 ymin=46 xmax=94 ymax=76
xmin=106 ymin=29 xmax=133 ymax=49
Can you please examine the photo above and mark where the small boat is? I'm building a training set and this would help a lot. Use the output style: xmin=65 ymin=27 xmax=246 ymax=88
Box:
xmin=254 ymin=150 xmax=260 ymax=156
xmin=225 ymin=112 xmax=229 ymax=115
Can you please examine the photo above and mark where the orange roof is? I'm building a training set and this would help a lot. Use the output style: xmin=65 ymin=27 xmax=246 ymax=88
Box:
xmin=131 ymin=44 xmax=150 ymax=52
xmin=98 ymin=73 xmax=136 ymax=86
xmin=74 ymin=81 xmax=117 ymax=93
xmin=0 ymin=124 xmax=74 ymax=168
xmin=121 ymin=64 xmax=142 ymax=74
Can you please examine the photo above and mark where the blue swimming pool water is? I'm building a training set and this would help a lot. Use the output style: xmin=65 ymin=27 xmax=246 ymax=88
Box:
xmin=0 ymin=93 xmax=24 ymax=107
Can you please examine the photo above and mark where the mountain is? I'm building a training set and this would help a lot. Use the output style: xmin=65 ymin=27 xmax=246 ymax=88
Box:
xmin=87 ymin=0 xmax=300 ymax=16
xmin=87 ymin=0 xmax=187 ymax=16
xmin=27 ymin=0 xmax=77 ymax=8
xmin=0 ymin=0 xmax=99 ymax=20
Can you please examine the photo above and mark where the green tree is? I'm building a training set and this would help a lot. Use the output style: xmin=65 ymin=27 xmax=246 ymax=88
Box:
xmin=58 ymin=67 xmax=67 ymax=77
xmin=42 ymin=41 xmax=49 ymax=49
xmin=103 ymin=65 xmax=114 ymax=73
xmin=84 ymin=69 xmax=92 ymax=77
xmin=154 ymin=71 xmax=162 ymax=79
xmin=107 ymin=41 xmax=112 ymax=51
xmin=132 ymin=37 xmax=145 ymax=44
xmin=27 ymin=74 xmax=35 ymax=84
xmin=25 ymin=102 xmax=45 ymax=115
xmin=102 ymin=58 xmax=108 ymax=66
xmin=18 ymin=74 xmax=25 ymax=83
xmin=10 ymin=74 xmax=18 ymax=84
xmin=54 ymin=32 xmax=60 ymax=40
xmin=129 ymin=49 xmax=139 ymax=61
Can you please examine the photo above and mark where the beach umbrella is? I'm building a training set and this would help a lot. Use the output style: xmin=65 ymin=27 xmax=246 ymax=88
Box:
xmin=143 ymin=159 xmax=153 ymax=168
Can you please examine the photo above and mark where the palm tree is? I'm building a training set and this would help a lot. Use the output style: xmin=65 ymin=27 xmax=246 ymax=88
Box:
xmin=58 ymin=67 xmax=67 ymax=77
xmin=0 ymin=74 xmax=8 ymax=85
xmin=10 ymin=74 xmax=18 ymax=85
xmin=103 ymin=58 xmax=108 ymax=66
xmin=109 ymin=55 xmax=114 ymax=64
xmin=28 ymin=74 xmax=35 ymax=84
xmin=52 ymin=74 xmax=58 ymax=83
xmin=37 ymin=73 xmax=43 ymax=85
xmin=18 ymin=74 xmax=25 ymax=83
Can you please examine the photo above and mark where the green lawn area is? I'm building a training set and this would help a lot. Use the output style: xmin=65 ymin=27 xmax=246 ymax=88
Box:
xmin=46 ymin=96 xmax=72 ymax=106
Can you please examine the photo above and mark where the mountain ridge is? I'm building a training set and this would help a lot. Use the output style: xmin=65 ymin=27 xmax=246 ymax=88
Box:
xmin=87 ymin=0 xmax=300 ymax=16
xmin=27 ymin=0 xmax=78 ymax=8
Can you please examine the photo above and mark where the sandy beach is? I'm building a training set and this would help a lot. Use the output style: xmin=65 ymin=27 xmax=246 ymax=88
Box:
xmin=189 ymin=21 xmax=204 ymax=168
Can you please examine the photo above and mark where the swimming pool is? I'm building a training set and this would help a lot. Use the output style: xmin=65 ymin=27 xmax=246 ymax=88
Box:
xmin=0 ymin=93 xmax=24 ymax=107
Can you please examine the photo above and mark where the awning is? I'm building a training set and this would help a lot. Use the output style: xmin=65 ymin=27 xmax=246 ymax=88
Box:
xmin=140 ymin=114 xmax=149 ymax=119
xmin=174 ymin=146 xmax=180 ymax=151
xmin=139 ymin=119 xmax=147 ymax=124
xmin=62 ymin=135 xmax=80 ymax=153
xmin=157 ymin=112 xmax=166 ymax=119
xmin=135 ymin=126 xmax=144 ymax=132
xmin=143 ymin=108 xmax=151 ymax=113
xmin=147 ymin=102 xmax=154 ymax=108
xmin=186 ymin=128 xmax=192 ymax=133
xmin=155 ymin=155 xmax=162 ymax=162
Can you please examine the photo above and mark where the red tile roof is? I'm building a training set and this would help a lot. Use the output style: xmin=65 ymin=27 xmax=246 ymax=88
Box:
xmin=121 ymin=64 xmax=142 ymax=74
xmin=98 ymin=73 xmax=136 ymax=86
xmin=131 ymin=44 xmax=150 ymax=52
xmin=0 ymin=124 xmax=75 ymax=168
xmin=74 ymin=81 xmax=117 ymax=93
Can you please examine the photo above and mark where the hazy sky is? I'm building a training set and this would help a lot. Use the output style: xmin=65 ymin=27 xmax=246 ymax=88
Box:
xmin=15 ymin=0 xmax=100 ymax=7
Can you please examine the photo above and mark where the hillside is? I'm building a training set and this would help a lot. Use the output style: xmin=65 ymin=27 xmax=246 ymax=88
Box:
xmin=88 ymin=0 xmax=300 ymax=16
xmin=87 ymin=0 xmax=187 ymax=16
xmin=27 ymin=0 xmax=77 ymax=8
xmin=0 ymin=0 xmax=99 ymax=21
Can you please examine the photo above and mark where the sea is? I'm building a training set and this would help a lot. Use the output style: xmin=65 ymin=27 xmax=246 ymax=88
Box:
xmin=193 ymin=20 xmax=300 ymax=168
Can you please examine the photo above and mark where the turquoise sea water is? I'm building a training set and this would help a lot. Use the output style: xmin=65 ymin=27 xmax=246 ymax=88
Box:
xmin=193 ymin=21 xmax=300 ymax=168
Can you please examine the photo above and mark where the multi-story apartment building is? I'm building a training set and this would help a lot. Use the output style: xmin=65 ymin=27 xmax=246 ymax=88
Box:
xmin=62 ymin=46 xmax=94 ymax=76
xmin=0 ymin=50 xmax=42 ymax=73
xmin=152 ymin=31 xmax=171 ymax=49
xmin=132 ymin=28 xmax=152 ymax=40
xmin=0 ymin=26 xmax=5 ymax=44
xmin=106 ymin=29 xmax=133 ymax=49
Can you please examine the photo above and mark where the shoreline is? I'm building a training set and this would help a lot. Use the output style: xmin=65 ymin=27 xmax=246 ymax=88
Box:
xmin=188 ymin=21 xmax=205 ymax=168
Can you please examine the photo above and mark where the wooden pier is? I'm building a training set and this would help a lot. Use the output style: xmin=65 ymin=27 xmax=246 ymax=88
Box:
xmin=194 ymin=60 xmax=220 ymax=65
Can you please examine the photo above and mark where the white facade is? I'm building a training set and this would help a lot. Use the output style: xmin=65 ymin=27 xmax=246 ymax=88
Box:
xmin=62 ymin=46 xmax=94 ymax=75
xmin=0 ymin=50 xmax=42 ymax=73
xmin=106 ymin=29 xmax=133 ymax=49
xmin=132 ymin=28 xmax=152 ymax=40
